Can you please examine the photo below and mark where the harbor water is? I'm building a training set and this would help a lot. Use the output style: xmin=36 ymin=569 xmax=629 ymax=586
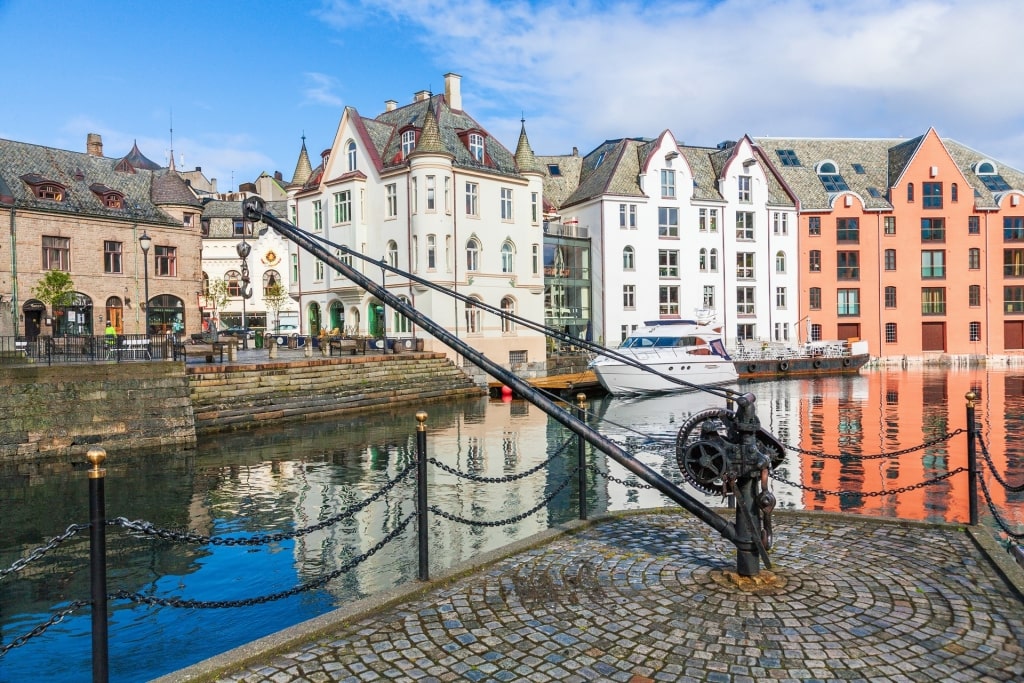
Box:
xmin=1 ymin=367 xmax=1022 ymax=681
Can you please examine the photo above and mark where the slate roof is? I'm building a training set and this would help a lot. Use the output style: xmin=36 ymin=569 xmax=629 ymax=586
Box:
xmin=536 ymin=154 xmax=584 ymax=211
xmin=291 ymin=139 xmax=313 ymax=186
xmin=0 ymin=138 xmax=183 ymax=225
xmin=203 ymin=199 xmax=289 ymax=239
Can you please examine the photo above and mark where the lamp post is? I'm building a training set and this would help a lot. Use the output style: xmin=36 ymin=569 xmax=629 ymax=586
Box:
xmin=236 ymin=237 xmax=252 ymax=350
xmin=380 ymin=255 xmax=387 ymax=352
xmin=139 ymin=232 xmax=151 ymax=335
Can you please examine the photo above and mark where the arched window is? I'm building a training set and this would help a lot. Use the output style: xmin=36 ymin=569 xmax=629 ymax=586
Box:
xmin=105 ymin=296 xmax=124 ymax=334
xmin=347 ymin=140 xmax=357 ymax=172
xmin=709 ymin=248 xmax=719 ymax=272
xmin=776 ymin=251 xmax=786 ymax=273
xmin=466 ymin=238 xmax=480 ymax=271
xmin=393 ymin=295 xmax=412 ymax=333
xmin=263 ymin=269 xmax=281 ymax=296
xmin=225 ymin=270 xmax=242 ymax=297
xmin=308 ymin=302 xmax=322 ymax=334
xmin=699 ymin=248 xmax=707 ymax=272
xmin=468 ymin=133 xmax=484 ymax=162
xmin=907 ymin=182 xmax=915 ymax=202
xmin=387 ymin=240 xmax=399 ymax=267
xmin=202 ymin=271 xmax=210 ymax=296
xmin=465 ymin=297 xmax=482 ymax=333
xmin=623 ymin=246 xmax=635 ymax=271
xmin=402 ymin=130 xmax=416 ymax=158
xmin=501 ymin=296 xmax=516 ymax=333
xmin=501 ymin=241 xmax=515 ymax=273
xmin=951 ymin=182 xmax=959 ymax=203
xmin=329 ymin=300 xmax=345 ymax=332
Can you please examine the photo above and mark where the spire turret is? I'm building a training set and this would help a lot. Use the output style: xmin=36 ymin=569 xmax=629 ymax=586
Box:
xmin=291 ymin=134 xmax=313 ymax=185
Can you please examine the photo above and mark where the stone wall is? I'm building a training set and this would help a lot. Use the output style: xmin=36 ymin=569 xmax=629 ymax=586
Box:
xmin=189 ymin=353 xmax=483 ymax=435
xmin=0 ymin=362 xmax=195 ymax=460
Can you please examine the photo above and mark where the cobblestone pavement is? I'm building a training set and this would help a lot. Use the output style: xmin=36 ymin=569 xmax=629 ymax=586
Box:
xmin=177 ymin=512 xmax=1024 ymax=682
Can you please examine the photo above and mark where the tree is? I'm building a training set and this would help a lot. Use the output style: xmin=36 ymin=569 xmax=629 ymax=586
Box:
xmin=32 ymin=271 xmax=75 ymax=334
xmin=263 ymin=282 xmax=290 ymax=331
xmin=202 ymin=278 xmax=230 ymax=339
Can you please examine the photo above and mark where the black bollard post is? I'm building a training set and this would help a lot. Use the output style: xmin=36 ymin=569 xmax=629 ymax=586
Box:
xmin=416 ymin=411 xmax=429 ymax=581
xmin=576 ymin=393 xmax=588 ymax=521
xmin=87 ymin=447 xmax=109 ymax=683
xmin=966 ymin=391 xmax=979 ymax=526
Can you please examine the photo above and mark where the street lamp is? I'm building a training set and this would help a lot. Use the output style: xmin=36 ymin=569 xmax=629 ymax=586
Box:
xmin=139 ymin=232 xmax=151 ymax=335
xmin=236 ymin=237 xmax=252 ymax=349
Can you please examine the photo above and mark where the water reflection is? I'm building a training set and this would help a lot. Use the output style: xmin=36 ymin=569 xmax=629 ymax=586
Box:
xmin=1 ymin=369 xmax=1021 ymax=681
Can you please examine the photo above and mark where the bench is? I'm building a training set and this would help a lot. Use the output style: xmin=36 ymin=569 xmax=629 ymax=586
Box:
xmin=107 ymin=339 xmax=151 ymax=360
xmin=329 ymin=338 xmax=360 ymax=356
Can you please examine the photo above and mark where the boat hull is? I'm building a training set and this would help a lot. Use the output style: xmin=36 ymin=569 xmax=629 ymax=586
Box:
xmin=591 ymin=359 xmax=738 ymax=395
xmin=736 ymin=353 xmax=869 ymax=379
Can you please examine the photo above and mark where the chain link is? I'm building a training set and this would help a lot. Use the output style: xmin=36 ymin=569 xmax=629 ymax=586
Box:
xmin=977 ymin=470 xmax=1024 ymax=540
xmin=428 ymin=435 xmax=573 ymax=483
xmin=770 ymin=467 xmax=968 ymax=497
xmin=110 ymin=512 xmax=415 ymax=609
xmin=111 ymin=463 xmax=414 ymax=546
xmin=429 ymin=466 xmax=579 ymax=527
xmin=0 ymin=600 xmax=90 ymax=657
xmin=0 ymin=523 xmax=89 ymax=580
xmin=977 ymin=434 xmax=1024 ymax=493
xmin=782 ymin=428 xmax=964 ymax=460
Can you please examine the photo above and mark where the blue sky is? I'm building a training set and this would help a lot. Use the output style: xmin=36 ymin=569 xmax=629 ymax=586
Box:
xmin=2 ymin=0 xmax=1023 ymax=191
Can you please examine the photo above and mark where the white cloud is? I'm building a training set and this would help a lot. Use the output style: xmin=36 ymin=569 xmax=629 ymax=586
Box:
xmin=302 ymin=72 xmax=344 ymax=108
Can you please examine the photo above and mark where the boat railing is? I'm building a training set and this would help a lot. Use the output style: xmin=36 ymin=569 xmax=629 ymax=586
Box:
xmin=730 ymin=340 xmax=853 ymax=361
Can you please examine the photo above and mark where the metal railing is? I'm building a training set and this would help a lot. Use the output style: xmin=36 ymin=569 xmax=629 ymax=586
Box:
xmin=0 ymin=334 xmax=183 ymax=365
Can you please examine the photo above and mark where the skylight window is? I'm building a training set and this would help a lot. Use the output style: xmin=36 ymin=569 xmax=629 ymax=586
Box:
xmin=548 ymin=164 xmax=561 ymax=176
xmin=852 ymin=163 xmax=866 ymax=174
xmin=981 ymin=174 xmax=1011 ymax=192
xmin=819 ymin=174 xmax=849 ymax=192
xmin=594 ymin=151 xmax=606 ymax=167
xmin=776 ymin=149 xmax=800 ymax=166
xmin=867 ymin=187 xmax=882 ymax=198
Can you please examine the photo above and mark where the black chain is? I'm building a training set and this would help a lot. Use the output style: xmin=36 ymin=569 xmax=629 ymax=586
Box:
xmin=110 ymin=512 xmax=415 ymax=609
xmin=769 ymin=467 xmax=969 ymax=497
xmin=977 ymin=434 xmax=1024 ymax=493
xmin=0 ymin=600 xmax=90 ymax=657
xmin=0 ymin=523 xmax=89 ymax=580
xmin=111 ymin=463 xmax=414 ymax=546
xmin=428 ymin=435 xmax=573 ymax=483
xmin=429 ymin=466 xmax=579 ymax=527
xmin=782 ymin=429 xmax=965 ymax=460
xmin=977 ymin=471 xmax=1024 ymax=540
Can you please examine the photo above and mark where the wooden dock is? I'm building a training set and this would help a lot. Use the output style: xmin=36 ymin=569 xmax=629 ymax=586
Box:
xmin=488 ymin=370 xmax=603 ymax=399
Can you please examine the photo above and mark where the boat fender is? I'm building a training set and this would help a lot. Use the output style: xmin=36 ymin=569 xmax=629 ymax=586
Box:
xmin=812 ymin=359 xmax=822 ymax=369
xmin=842 ymin=357 xmax=851 ymax=367
xmin=779 ymin=361 xmax=789 ymax=371
xmin=747 ymin=363 xmax=757 ymax=373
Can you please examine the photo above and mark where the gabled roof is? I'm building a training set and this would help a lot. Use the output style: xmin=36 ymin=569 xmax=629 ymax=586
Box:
xmin=559 ymin=138 xmax=649 ymax=207
xmin=536 ymin=153 xmax=584 ymax=210
xmin=152 ymin=168 xmax=202 ymax=207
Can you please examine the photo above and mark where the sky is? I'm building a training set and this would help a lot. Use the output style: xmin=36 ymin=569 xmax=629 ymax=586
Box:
xmin=2 ymin=0 xmax=1023 ymax=192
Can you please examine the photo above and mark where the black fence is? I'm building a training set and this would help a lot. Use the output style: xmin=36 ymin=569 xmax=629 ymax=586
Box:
xmin=1 ymin=396 xmax=1021 ymax=682
xmin=0 ymin=334 xmax=184 ymax=365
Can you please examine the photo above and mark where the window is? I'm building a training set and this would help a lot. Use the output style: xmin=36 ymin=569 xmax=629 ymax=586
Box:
xmin=885 ymin=286 xmax=897 ymax=308
xmin=775 ymin=286 xmax=787 ymax=309
xmin=775 ymin=251 xmax=786 ymax=274
xmin=291 ymin=254 xmax=298 ymax=281
xmin=809 ymin=250 xmax=821 ymax=272
xmin=33 ymin=182 xmax=65 ymax=201
xmin=468 ymin=133 xmax=484 ymax=162
xmin=660 ymin=169 xmax=676 ymax=198
xmin=182 ymin=212 xmax=194 ymax=228
xmin=773 ymin=212 xmax=788 ymax=235
xmin=701 ymin=208 xmax=719 ymax=232
xmin=548 ymin=164 xmax=561 ymax=176
xmin=907 ymin=183 xmax=915 ymax=202
xmin=777 ymin=149 xmax=800 ymax=166
xmin=884 ymin=249 xmax=896 ymax=271
xmin=623 ymin=284 xmax=636 ymax=309
xmin=263 ymin=270 xmax=281 ymax=296
xmin=1004 ymin=249 xmax=1024 ymax=276
xmin=1006 ymin=286 xmax=1024 ymax=313
xmin=427 ymin=235 xmax=437 ymax=270
xmin=922 ymin=287 xmax=946 ymax=315
xmin=411 ymin=178 xmax=417 ymax=213
xmin=818 ymin=164 xmax=849 ymax=192
xmin=445 ymin=177 xmax=451 ymax=213
xmin=922 ymin=182 xmax=943 ymax=209
xmin=347 ymin=140 xmax=357 ymax=171
xmin=774 ymin=322 xmax=789 ymax=342
xmin=314 ymin=260 xmax=324 ymax=281
xmin=969 ymin=321 xmax=981 ymax=342
xmin=531 ymin=192 xmax=538 ymax=223
xmin=333 ymin=190 xmax=352 ymax=223
xmin=103 ymin=241 xmax=122 ymax=274
xmin=969 ymin=216 xmax=980 ymax=235
xmin=501 ymin=297 xmax=516 ymax=334
xmin=703 ymin=285 xmax=715 ymax=309
xmin=951 ymin=183 xmax=959 ymax=203
xmin=736 ymin=287 xmax=755 ymax=315
xmin=623 ymin=246 xmax=635 ymax=271
xmin=312 ymin=200 xmax=322 ymax=232
xmin=386 ymin=183 xmax=398 ymax=218
xmin=922 ymin=250 xmax=946 ymax=278
xmin=393 ymin=296 xmax=412 ymax=334
xmin=885 ymin=322 xmax=898 ymax=343
xmin=884 ymin=216 xmax=896 ymax=235
xmin=386 ymin=240 xmax=398 ymax=267
xmin=836 ymin=217 xmax=859 ymax=242
xmin=532 ymin=244 xmax=539 ymax=275
xmin=225 ymin=270 xmax=241 ymax=296
xmin=659 ymin=285 xmax=679 ymax=315
xmin=736 ymin=252 xmax=755 ymax=279
xmin=969 ymin=248 xmax=981 ymax=270
xmin=501 ymin=242 xmax=514 ymax=273
xmin=736 ymin=211 xmax=755 ymax=240
xmin=852 ymin=163 xmax=866 ymax=174
xmin=921 ymin=217 xmax=945 ymax=242
xmin=154 ymin=246 xmax=176 ymax=277
xmin=500 ymin=188 xmax=513 ymax=221
xmin=465 ymin=298 xmax=482 ymax=333
xmin=737 ymin=323 xmax=756 ymax=340
xmin=339 ymin=247 xmax=352 ymax=269
xmin=808 ymin=216 xmax=821 ymax=236
xmin=837 ymin=251 xmax=859 ymax=280
xmin=659 ymin=250 xmax=679 ymax=277
xmin=466 ymin=238 xmax=480 ymax=271
xmin=233 ymin=219 xmax=246 ymax=236
xmin=809 ymin=287 xmax=822 ymax=310
xmin=837 ymin=289 xmax=860 ymax=316
xmin=709 ymin=248 xmax=718 ymax=272
xmin=402 ymin=130 xmax=416 ymax=158
xmin=426 ymin=176 xmax=436 ymax=211
xmin=738 ymin=175 xmax=751 ymax=202
xmin=619 ymin=204 xmax=638 ymax=229
xmin=698 ymin=248 xmax=707 ymax=272
xmin=465 ymin=182 xmax=479 ymax=216
xmin=969 ymin=284 xmax=981 ymax=307
xmin=1005 ymin=217 xmax=1024 ymax=241
xmin=658 ymin=207 xmax=679 ymax=237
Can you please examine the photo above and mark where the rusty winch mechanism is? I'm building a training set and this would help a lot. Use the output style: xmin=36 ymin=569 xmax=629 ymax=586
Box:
xmin=675 ymin=394 xmax=784 ymax=553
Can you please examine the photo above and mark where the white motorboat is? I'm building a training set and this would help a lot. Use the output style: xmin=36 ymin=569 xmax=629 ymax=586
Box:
xmin=589 ymin=320 xmax=738 ymax=395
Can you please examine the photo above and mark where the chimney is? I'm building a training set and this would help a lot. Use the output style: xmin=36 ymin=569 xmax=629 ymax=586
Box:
xmin=572 ymin=147 xmax=579 ymax=157
xmin=413 ymin=90 xmax=431 ymax=103
xmin=86 ymin=133 xmax=103 ymax=157
xmin=274 ymin=171 xmax=283 ymax=181
xmin=444 ymin=72 xmax=462 ymax=111
xmin=385 ymin=99 xmax=398 ymax=112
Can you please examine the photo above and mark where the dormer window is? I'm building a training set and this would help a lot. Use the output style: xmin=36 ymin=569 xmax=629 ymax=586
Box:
xmin=468 ymin=133 xmax=484 ymax=162
xmin=89 ymin=183 xmax=124 ymax=208
xmin=976 ymin=160 xmax=1011 ymax=191
xmin=21 ymin=175 xmax=67 ymax=202
xmin=401 ymin=130 xmax=417 ymax=158
xmin=347 ymin=140 xmax=357 ymax=171
xmin=815 ymin=160 xmax=849 ymax=192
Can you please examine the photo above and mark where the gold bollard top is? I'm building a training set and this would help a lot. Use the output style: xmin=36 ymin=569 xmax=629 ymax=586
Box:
xmin=965 ymin=391 xmax=977 ymax=408
xmin=576 ymin=392 xmax=587 ymax=408
xmin=416 ymin=411 xmax=428 ymax=431
xmin=87 ymin=446 xmax=107 ymax=479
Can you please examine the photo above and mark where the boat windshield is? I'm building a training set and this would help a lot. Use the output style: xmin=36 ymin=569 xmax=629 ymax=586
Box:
xmin=621 ymin=335 xmax=705 ymax=348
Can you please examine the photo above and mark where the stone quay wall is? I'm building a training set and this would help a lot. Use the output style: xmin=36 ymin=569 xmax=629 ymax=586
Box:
xmin=189 ymin=353 xmax=484 ymax=436
xmin=0 ymin=362 xmax=195 ymax=460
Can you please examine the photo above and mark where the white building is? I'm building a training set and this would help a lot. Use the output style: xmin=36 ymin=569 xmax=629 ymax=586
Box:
xmin=288 ymin=73 xmax=547 ymax=370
